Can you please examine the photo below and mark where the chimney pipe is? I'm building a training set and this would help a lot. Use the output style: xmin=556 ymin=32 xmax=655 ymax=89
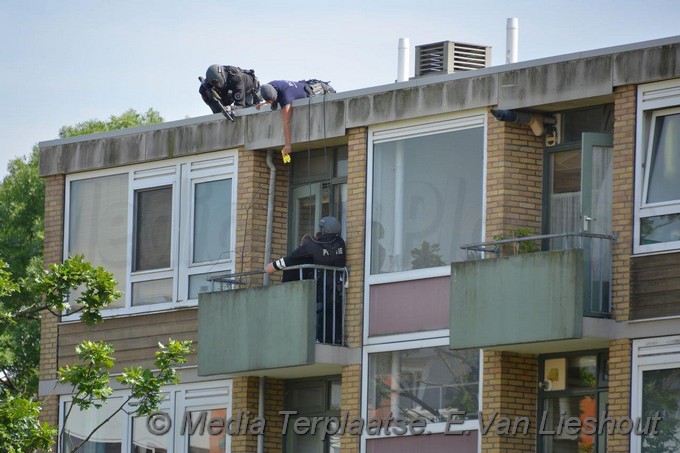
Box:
xmin=506 ymin=18 xmax=518 ymax=64
xmin=397 ymin=38 xmax=410 ymax=82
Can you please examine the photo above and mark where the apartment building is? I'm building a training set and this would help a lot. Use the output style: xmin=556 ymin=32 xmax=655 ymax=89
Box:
xmin=38 ymin=35 xmax=680 ymax=452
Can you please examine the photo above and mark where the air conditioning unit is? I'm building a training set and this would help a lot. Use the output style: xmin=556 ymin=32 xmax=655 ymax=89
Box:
xmin=415 ymin=41 xmax=491 ymax=77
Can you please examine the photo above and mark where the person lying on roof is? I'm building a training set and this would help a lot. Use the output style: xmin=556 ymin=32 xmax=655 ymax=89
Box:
xmin=257 ymin=79 xmax=335 ymax=161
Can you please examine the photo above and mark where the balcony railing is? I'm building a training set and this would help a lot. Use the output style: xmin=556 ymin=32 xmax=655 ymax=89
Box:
xmin=207 ymin=265 xmax=349 ymax=346
xmin=460 ymin=232 xmax=616 ymax=317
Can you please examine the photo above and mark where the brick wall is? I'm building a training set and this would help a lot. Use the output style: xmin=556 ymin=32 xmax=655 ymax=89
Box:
xmin=235 ymin=148 xmax=290 ymax=284
xmin=481 ymin=351 xmax=538 ymax=453
xmin=345 ymin=127 xmax=367 ymax=348
xmin=611 ymin=85 xmax=636 ymax=322
xmin=341 ymin=364 xmax=362 ymax=453
xmin=607 ymin=339 xmax=632 ymax=452
xmin=485 ymin=110 xmax=544 ymax=243
xmin=39 ymin=174 xmax=65 ymax=432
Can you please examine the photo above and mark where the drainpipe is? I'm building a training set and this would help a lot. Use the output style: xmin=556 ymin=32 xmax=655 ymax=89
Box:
xmin=258 ymin=376 xmax=266 ymax=453
xmin=258 ymin=150 xmax=276 ymax=453
xmin=263 ymin=149 xmax=276 ymax=286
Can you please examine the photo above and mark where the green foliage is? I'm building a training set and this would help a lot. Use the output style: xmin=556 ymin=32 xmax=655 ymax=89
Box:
xmin=0 ymin=147 xmax=44 ymax=291
xmin=58 ymin=341 xmax=115 ymax=411
xmin=58 ymin=108 xmax=164 ymax=138
xmin=59 ymin=340 xmax=192 ymax=451
xmin=410 ymin=241 xmax=445 ymax=269
xmin=119 ymin=340 xmax=192 ymax=415
xmin=24 ymin=255 xmax=123 ymax=325
xmin=493 ymin=227 xmax=540 ymax=256
xmin=0 ymin=393 xmax=56 ymax=452
xmin=0 ymin=108 xmax=162 ymax=399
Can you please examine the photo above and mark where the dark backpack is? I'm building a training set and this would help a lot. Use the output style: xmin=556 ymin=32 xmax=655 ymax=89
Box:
xmin=301 ymin=79 xmax=336 ymax=96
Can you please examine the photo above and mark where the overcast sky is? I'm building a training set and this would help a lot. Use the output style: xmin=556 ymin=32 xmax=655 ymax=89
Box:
xmin=1 ymin=0 xmax=680 ymax=178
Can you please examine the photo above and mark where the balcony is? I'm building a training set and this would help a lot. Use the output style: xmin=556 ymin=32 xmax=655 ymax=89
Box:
xmin=197 ymin=265 xmax=358 ymax=378
xmin=450 ymin=233 xmax=616 ymax=353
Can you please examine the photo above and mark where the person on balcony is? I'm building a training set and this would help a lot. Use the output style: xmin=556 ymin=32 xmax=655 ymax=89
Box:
xmin=265 ymin=216 xmax=346 ymax=344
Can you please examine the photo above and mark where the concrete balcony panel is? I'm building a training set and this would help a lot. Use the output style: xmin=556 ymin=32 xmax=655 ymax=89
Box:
xmin=198 ymin=280 xmax=357 ymax=378
xmin=451 ymin=249 xmax=587 ymax=350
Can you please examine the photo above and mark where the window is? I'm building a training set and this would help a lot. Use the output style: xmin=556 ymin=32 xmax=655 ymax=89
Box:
xmin=632 ymin=336 xmax=680 ymax=453
xmin=60 ymin=381 xmax=230 ymax=453
xmin=65 ymin=152 xmax=237 ymax=316
xmin=68 ymin=174 xmax=129 ymax=309
xmin=367 ymin=346 xmax=480 ymax=428
xmin=368 ymin=115 xmax=485 ymax=276
xmin=289 ymin=146 xmax=347 ymax=251
xmin=538 ymin=352 xmax=609 ymax=453
xmin=635 ymin=80 xmax=680 ymax=253
xmin=62 ymin=396 xmax=125 ymax=451
xmin=284 ymin=377 xmax=341 ymax=453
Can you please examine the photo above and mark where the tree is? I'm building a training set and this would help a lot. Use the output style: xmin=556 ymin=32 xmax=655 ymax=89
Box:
xmin=0 ymin=256 xmax=191 ymax=451
xmin=0 ymin=108 xmax=164 ymax=396
xmin=0 ymin=109 xmax=169 ymax=450
xmin=58 ymin=108 xmax=163 ymax=138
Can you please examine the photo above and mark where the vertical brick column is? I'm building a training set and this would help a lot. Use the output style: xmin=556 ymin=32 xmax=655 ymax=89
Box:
xmin=235 ymin=149 xmax=290 ymax=285
xmin=39 ymin=174 xmax=65 ymax=432
xmin=607 ymin=339 xmax=632 ymax=452
xmin=340 ymin=127 xmax=367 ymax=453
xmin=340 ymin=364 xmax=362 ymax=453
xmin=263 ymin=378 xmax=285 ymax=453
xmin=481 ymin=351 xmax=538 ymax=453
xmin=345 ymin=127 xmax=367 ymax=348
xmin=485 ymin=110 xmax=544 ymax=243
xmin=611 ymin=85 xmax=636 ymax=321
xmin=230 ymin=376 xmax=261 ymax=452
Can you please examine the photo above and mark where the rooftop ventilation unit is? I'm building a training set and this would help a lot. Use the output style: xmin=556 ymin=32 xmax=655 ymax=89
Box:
xmin=414 ymin=41 xmax=491 ymax=77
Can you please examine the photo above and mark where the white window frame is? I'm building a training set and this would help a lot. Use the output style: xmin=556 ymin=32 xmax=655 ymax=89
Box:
xmin=59 ymin=379 xmax=232 ymax=453
xmin=360 ymin=337 xmax=483 ymax=452
xmin=631 ymin=335 xmax=680 ymax=452
xmin=363 ymin=111 xmax=487 ymax=345
xmin=63 ymin=150 xmax=237 ymax=320
xmin=634 ymin=78 xmax=680 ymax=254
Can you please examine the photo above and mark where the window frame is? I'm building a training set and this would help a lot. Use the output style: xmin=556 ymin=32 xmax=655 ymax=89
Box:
xmin=59 ymin=379 xmax=232 ymax=453
xmin=360 ymin=337 xmax=482 ymax=450
xmin=365 ymin=112 xmax=487 ymax=285
xmin=63 ymin=151 xmax=237 ymax=320
xmin=634 ymin=79 xmax=680 ymax=254
xmin=631 ymin=335 xmax=680 ymax=453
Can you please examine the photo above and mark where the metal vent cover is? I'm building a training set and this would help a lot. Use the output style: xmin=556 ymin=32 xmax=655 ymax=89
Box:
xmin=415 ymin=41 xmax=491 ymax=77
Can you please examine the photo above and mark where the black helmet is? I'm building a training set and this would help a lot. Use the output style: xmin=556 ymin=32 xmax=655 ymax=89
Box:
xmin=319 ymin=216 xmax=341 ymax=235
xmin=206 ymin=65 xmax=226 ymax=89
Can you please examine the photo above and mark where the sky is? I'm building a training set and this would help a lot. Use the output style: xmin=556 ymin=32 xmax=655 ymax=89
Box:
xmin=1 ymin=0 xmax=680 ymax=179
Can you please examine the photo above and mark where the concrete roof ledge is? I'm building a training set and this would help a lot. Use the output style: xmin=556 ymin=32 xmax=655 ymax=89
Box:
xmin=39 ymin=35 xmax=680 ymax=176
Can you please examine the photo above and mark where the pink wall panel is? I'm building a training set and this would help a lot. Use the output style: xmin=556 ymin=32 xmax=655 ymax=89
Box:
xmin=366 ymin=431 xmax=478 ymax=453
xmin=368 ymin=276 xmax=450 ymax=336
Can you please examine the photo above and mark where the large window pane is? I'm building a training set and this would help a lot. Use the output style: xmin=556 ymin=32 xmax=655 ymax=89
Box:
xmin=540 ymin=394 xmax=597 ymax=453
xmin=371 ymin=128 xmax=484 ymax=274
xmin=62 ymin=398 xmax=124 ymax=452
xmin=134 ymin=186 xmax=172 ymax=271
xmin=641 ymin=368 xmax=680 ymax=452
xmin=187 ymin=408 xmax=227 ymax=452
xmin=640 ymin=213 xmax=680 ymax=245
xmin=368 ymin=346 xmax=479 ymax=422
xmin=133 ymin=414 xmax=170 ymax=452
xmin=646 ymin=113 xmax=680 ymax=204
xmin=69 ymin=174 xmax=128 ymax=308
xmin=194 ymin=179 xmax=232 ymax=263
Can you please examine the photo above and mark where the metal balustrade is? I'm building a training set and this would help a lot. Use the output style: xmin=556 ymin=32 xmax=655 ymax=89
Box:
xmin=207 ymin=265 xmax=349 ymax=345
